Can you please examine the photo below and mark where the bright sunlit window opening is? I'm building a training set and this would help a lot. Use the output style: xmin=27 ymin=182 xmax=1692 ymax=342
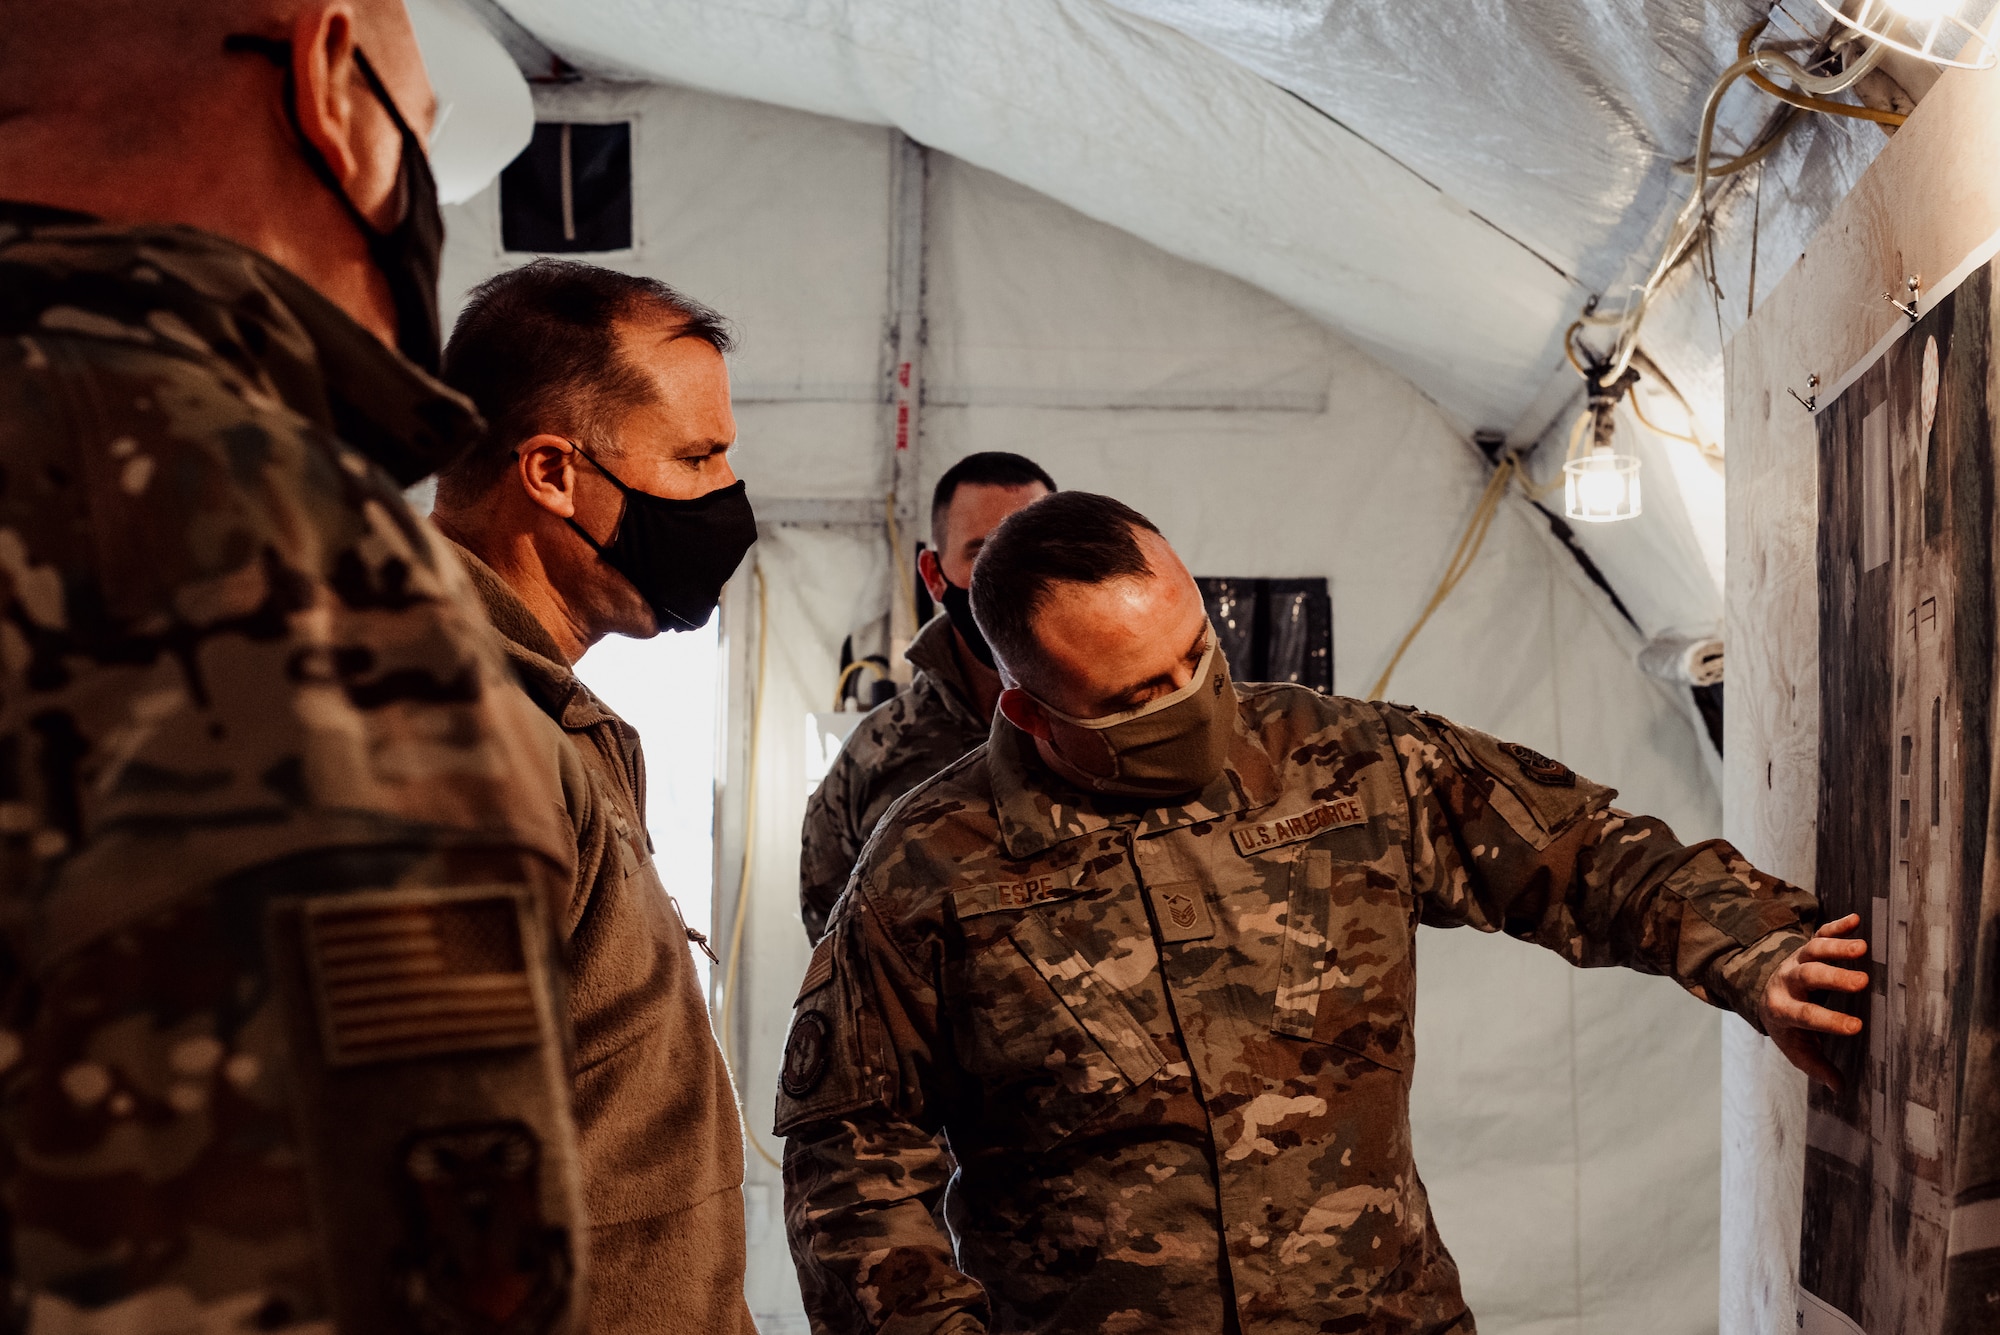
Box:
xmin=576 ymin=617 xmax=722 ymax=993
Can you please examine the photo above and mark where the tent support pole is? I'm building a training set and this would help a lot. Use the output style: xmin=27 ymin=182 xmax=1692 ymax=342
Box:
xmin=884 ymin=133 xmax=929 ymax=685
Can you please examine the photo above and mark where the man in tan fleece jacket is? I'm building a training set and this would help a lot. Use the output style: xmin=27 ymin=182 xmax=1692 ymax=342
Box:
xmin=430 ymin=258 xmax=759 ymax=1333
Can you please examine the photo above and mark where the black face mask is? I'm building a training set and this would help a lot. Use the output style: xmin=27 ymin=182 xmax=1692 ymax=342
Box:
xmin=568 ymin=447 xmax=759 ymax=633
xmin=938 ymin=576 xmax=997 ymax=670
xmin=224 ymin=35 xmax=445 ymax=373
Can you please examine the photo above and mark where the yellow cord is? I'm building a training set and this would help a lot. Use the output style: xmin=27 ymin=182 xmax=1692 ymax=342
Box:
xmin=833 ymin=658 xmax=889 ymax=711
xmin=1368 ymin=455 xmax=1518 ymax=701
xmin=1515 ymin=411 xmax=1589 ymax=506
xmin=1738 ymin=19 xmax=1907 ymax=127
xmin=884 ymin=493 xmax=922 ymax=642
xmin=1625 ymin=384 xmax=1703 ymax=447
xmin=1562 ymin=321 xmax=1590 ymax=377
xmin=718 ymin=564 xmax=786 ymax=1173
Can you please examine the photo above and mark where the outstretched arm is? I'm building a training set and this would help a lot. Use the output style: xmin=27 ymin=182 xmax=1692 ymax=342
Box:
xmin=1380 ymin=705 xmax=1862 ymax=1068
xmin=1759 ymin=913 xmax=1869 ymax=1089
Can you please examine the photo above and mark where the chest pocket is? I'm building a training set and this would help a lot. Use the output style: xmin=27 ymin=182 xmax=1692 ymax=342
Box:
xmin=1007 ymin=914 xmax=1167 ymax=1089
xmin=1271 ymin=849 xmax=1414 ymax=1071
xmin=953 ymin=889 xmax=1167 ymax=1151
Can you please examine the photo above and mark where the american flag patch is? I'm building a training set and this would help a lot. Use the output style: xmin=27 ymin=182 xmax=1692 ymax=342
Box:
xmin=303 ymin=888 xmax=545 ymax=1067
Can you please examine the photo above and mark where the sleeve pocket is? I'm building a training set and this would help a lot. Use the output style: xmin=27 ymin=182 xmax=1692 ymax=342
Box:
xmin=1425 ymin=716 xmax=1613 ymax=850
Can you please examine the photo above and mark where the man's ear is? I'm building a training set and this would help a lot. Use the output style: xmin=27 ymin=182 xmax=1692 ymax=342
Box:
xmin=917 ymin=547 xmax=950 ymax=603
xmin=997 ymin=687 xmax=1052 ymax=741
xmin=290 ymin=5 xmax=406 ymax=232
xmin=515 ymin=435 xmax=581 ymax=519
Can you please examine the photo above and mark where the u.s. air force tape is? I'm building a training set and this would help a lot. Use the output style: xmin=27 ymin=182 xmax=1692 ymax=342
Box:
xmin=1231 ymin=798 xmax=1367 ymax=856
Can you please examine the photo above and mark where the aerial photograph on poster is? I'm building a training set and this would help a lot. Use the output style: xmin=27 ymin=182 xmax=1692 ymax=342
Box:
xmin=1804 ymin=260 xmax=2000 ymax=1335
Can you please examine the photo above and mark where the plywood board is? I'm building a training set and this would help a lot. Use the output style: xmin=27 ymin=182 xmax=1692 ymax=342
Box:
xmin=1725 ymin=54 xmax=2000 ymax=1335
xmin=1802 ymin=265 xmax=1999 ymax=1335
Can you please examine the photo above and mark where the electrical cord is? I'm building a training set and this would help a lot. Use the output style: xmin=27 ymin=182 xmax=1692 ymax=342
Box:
xmin=1625 ymin=384 xmax=1702 ymax=447
xmin=1741 ymin=18 xmax=1907 ymax=126
xmin=1563 ymin=321 xmax=1590 ymax=377
xmin=1671 ymin=104 xmax=1804 ymax=177
xmin=1576 ymin=22 xmax=1888 ymax=384
xmin=1518 ymin=410 xmax=1592 ymax=503
xmin=718 ymin=562 xmax=786 ymax=1173
xmin=1671 ymin=17 xmax=1904 ymax=179
xmin=834 ymin=658 xmax=889 ymax=710
xmin=1368 ymin=454 xmax=1519 ymax=701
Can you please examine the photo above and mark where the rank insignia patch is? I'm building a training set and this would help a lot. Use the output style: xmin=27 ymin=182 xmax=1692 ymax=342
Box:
xmin=1144 ymin=880 xmax=1215 ymax=943
xmin=1500 ymin=741 xmax=1576 ymax=788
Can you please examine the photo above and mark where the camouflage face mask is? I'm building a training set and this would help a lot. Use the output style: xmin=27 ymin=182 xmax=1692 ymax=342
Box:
xmin=1036 ymin=632 xmax=1235 ymax=799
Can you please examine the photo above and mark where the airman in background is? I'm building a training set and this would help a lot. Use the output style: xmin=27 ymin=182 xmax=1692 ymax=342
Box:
xmin=800 ymin=452 xmax=1055 ymax=942
xmin=0 ymin=2 xmax=587 ymax=1329
xmin=776 ymin=491 xmax=1871 ymax=1334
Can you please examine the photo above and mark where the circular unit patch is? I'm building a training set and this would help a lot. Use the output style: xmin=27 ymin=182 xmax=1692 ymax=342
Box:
xmin=781 ymin=1009 xmax=832 ymax=1099
xmin=1499 ymin=741 xmax=1576 ymax=788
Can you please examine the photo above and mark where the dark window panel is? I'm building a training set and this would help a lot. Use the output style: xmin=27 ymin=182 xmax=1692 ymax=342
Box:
xmin=1195 ymin=577 xmax=1332 ymax=693
xmin=499 ymin=122 xmax=633 ymax=254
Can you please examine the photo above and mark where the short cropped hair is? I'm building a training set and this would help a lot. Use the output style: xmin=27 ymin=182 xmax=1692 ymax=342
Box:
xmin=970 ymin=492 xmax=1161 ymax=683
xmin=930 ymin=452 xmax=1057 ymax=547
xmin=436 ymin=259 xmax=732 ymax=507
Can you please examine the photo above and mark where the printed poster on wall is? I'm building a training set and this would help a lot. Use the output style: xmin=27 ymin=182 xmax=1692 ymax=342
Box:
xmin=1806 ymin=258 xmax=2000 ymax=1335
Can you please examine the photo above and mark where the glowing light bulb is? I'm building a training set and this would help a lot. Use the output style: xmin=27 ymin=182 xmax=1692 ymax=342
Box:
xmin=1811 ymin=0 xmax=1995 ymax=68
xmin=1563 ymin=453 xmax=1642 ymax=523
xmin=1578 ymin=469 xmax=1624 ymax=513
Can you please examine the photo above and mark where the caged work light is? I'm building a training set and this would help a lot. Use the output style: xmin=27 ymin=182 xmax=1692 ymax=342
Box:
xmin=1558 ymin=0 xmax=1998 ymax=526
xmin=1560 ymin=370 xmax=1642 ymax=524
xmin=1564 ymin=453 xmax=1642 ymax=523
xmin=1811 ymin=0 xmax=1999 ymax=70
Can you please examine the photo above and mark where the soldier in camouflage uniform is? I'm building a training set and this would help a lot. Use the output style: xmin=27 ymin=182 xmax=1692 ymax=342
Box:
xmin=0 ymin=4 xmax=588 ymax=1331
xmin=801 ymin=452 xmax=1055 ymax=942
xmin=777 ymin=491 xmax=1871 ymax=1333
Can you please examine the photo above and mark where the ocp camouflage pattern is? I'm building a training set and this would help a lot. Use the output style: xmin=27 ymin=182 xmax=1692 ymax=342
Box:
xmin=777 ymin=682 xmax=1818 ymax=1333
xmin=800 ymin=613 xmax=989 ymax=943
xmin=0 ymin=206 xmax=579 ymax=1329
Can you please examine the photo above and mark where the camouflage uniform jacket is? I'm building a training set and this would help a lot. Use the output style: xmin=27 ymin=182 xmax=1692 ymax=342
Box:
xmin=800 ymin=613 xmax=989 ymax=942
xmin=0 ymin=206 xmax=585 ymax=1330
xmin=449 ymin=541 xmax=756 ymax=1334
xmin=776 ymin=682 xmax=1819 ymax=1334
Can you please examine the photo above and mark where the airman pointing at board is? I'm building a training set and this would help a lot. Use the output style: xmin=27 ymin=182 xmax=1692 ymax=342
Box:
xmin=775 ymin=490 xmax=1868 ymax=1334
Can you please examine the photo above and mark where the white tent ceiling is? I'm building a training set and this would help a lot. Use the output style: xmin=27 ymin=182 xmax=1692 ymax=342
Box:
xmin=487 ymin=0 xmax=1885 ymax=439
xmin=466 ymin=0 xmax=1906 ymax=649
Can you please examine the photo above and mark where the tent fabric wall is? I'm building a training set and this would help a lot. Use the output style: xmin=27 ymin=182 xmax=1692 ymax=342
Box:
xmin=442 ymin=79 xmax=1731 ymax=1334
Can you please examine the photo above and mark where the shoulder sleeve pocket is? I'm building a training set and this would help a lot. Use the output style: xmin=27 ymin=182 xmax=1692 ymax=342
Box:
xmin=773 ymin=914 xmax=894 ymax=1138
xmin=1423 ymin=715 xmax=1614 ymax=850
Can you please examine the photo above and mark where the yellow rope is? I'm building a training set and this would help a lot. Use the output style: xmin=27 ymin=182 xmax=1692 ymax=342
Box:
xmin=718 ymin=564 xmax=785 ymax=1173
xmin=833 ymin=658 xmax=888 ymax=711
xmin=1368 ymin=456 xmax=1518 ymax=702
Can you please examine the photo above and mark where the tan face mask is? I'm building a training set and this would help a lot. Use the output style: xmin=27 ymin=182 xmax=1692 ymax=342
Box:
xmin=1035 ymin=634 xmax=1236 ymax=799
